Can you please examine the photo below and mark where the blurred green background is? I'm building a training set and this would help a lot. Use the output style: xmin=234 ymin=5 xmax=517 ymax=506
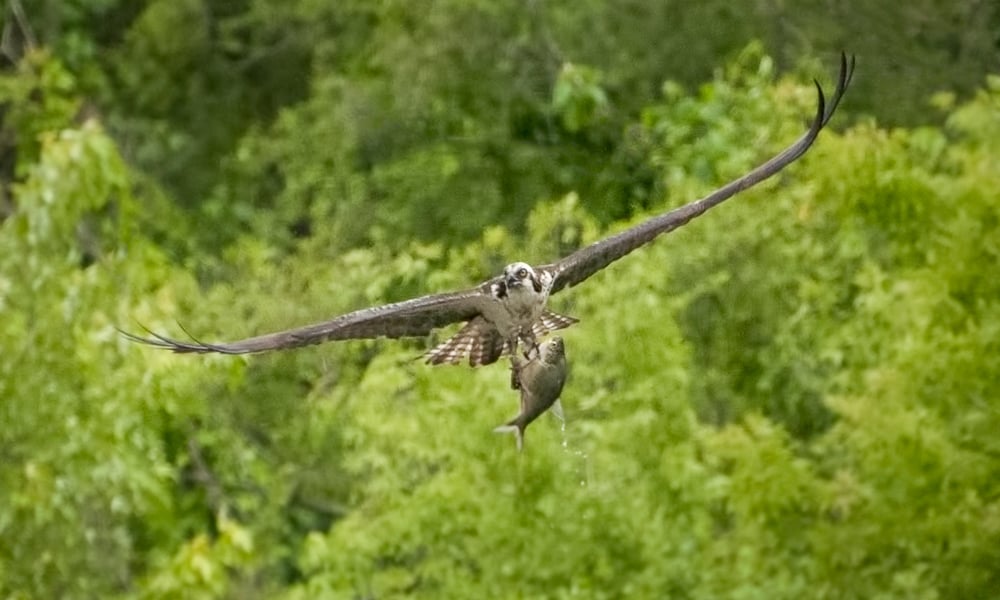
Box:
xmin=2 ymin=1 xmax=999 ymax=598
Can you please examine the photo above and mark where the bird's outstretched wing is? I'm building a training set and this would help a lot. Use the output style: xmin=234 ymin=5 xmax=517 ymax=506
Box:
xmin=539 ymin=53 xmax=855 ymax=295
xmin=120 ymin=285 xmax=493 ymax=354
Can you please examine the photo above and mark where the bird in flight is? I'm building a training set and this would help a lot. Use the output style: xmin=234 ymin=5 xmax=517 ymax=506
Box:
xmin=123 ymin=54 xmax=854 ymax=367
xmin=494 ymin=337 xmax=568 ymax=452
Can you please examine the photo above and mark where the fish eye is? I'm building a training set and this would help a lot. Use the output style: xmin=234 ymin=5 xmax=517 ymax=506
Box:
xmin=517 ymin=268 xmax=527 ymax=278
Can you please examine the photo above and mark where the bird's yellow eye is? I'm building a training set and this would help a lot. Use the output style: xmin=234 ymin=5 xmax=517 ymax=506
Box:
xmin=517 ymin=268 xmax=527 ymax=278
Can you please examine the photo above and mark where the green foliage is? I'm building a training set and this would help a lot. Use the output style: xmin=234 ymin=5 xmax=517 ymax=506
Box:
xmin=553 ymin=63 xmax=609 ymax=133
xmin=22 ymin=0 xmax=997 ymax=256
xmin=2 ymin=7 xmax=1000 ymax=599
xmin=0 ymin=50 xmax=81 ymax=172
xmin=0 ymin=105 xmax=168 ymax=597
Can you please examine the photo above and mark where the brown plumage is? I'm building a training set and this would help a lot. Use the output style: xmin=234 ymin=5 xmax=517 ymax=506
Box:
xmin=423 ymin=310 xmax=579 ymax=367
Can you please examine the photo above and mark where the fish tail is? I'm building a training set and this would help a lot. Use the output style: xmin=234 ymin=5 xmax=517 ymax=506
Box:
xmin=493 ymin=423 xmax=524 ymax=452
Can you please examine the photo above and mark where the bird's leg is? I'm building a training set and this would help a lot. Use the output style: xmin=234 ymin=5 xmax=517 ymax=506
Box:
xmin=520 ymin=331 xmax=541 ymax=361
xmin=509 ymin=354 xmax=524 ymax=390
xmin=509 ymin=331 xmax=540 ymax=390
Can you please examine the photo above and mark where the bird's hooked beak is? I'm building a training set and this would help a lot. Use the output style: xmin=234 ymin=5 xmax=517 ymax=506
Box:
xmin=505 ymin=264 xmax=533 ymax=289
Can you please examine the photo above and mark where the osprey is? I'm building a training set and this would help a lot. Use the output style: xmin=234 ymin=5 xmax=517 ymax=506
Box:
xmin=494 ymin=337 xmax=568 ymax=452
xmin=123 ymin=54 xmax=854 ymax=366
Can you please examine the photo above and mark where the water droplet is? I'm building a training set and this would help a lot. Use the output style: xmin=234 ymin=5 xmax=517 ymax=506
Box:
xmin=557 ymin=416 xmax=589 ymax=487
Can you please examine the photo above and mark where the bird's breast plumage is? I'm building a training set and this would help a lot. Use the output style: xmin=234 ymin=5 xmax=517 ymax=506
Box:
xmin=482 ymin=277 xmax=549 ymax=339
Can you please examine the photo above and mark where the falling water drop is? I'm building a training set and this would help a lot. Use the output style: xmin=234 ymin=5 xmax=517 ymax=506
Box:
xmin=553 ymin=406 xmax=588 ymax=487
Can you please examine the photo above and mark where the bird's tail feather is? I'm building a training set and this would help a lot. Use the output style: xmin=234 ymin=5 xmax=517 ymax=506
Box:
xmin=424 ymin=319 xmax=504 ymax=367
xmin=531 ymin=310 xmax=579 ymax=339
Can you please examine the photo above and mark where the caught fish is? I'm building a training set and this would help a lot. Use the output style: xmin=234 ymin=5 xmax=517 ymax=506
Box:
xmin=494 ymin=337 xmax=568 ymax=451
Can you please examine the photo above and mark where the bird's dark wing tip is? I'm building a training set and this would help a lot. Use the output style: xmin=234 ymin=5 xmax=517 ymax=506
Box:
xmin=820 ymin=51 xmax=855 ymax=126
xmin=117 ymin=322 xmax=235 ymax=354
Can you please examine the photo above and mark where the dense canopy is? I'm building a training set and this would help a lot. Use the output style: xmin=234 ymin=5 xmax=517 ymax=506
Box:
xmin=2 ymin=1 xmax=999 ymax=598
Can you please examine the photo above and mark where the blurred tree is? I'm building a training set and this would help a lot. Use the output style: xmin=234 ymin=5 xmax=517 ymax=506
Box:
xmin=2 ymin=4 xmax=999 ymax=597
xmin=9 ymin=0 xmax=998 ymax=263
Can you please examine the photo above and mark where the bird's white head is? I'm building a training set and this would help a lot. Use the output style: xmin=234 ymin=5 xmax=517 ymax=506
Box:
xmin=504 ymin=262 xmax=539 ymax=292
